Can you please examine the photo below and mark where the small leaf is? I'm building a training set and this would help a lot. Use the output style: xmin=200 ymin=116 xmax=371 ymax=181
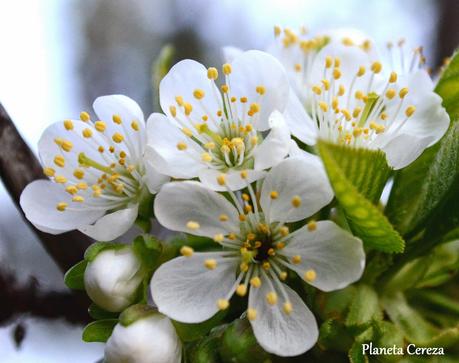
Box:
xmin=318 ymin=140 xmax=405 ymax=253
xmin=119 ymin=304 xmax=156 ymax=327
xmin=345 ymin=285 xmax=382 ymax=329
xmin=82 ymin=319 xmax=118 ymax=343
xmin=435 ymin=49 xmax=459 ymax=119
xmin=318 ymin=319 xmax=354 ymax=352
xmin=84 ymin=242 xmax=125 ymax=262
xmin=348 ymin=340 xmax=369 ymax=363
xmin=132 ymin=235 xmax=163 ymax=269
xmin=173 ymin=310 xmax=227 ymax=342
xmin=88 ymin=303 xmax=119 ymax=320
xmin=64 ymin=260 xmax=87 ymax=290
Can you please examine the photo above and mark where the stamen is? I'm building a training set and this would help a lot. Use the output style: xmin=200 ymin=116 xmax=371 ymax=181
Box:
xmin=180 ymin=246 xmax=194 ymax=257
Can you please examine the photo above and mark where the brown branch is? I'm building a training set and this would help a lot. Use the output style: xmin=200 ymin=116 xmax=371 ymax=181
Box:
xmin=0 ymin=102 xmax=93 ymax=273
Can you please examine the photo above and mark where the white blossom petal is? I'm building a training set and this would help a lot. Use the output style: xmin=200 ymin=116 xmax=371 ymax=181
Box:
xmin=282 ymin=221 xmax=365 ymax=291
xmin=78 ymin=204 xmax=139 ymax=241
xmin=144 ymin=160 xmax=169 ymax=194
xmin=222 ymin=46 xmax=244 ymax=62
xmin=154 ymin=181 xmax=240 ymax=237
xmin=198 ymin=168 xmax=266 ymax=192
xmin=151 ymin=253 xmax=238 ymax=323
xmin=249 ymin=273 xmax=318 ymax=356
xmin=260 ymin=156 xmax=333 ymax=223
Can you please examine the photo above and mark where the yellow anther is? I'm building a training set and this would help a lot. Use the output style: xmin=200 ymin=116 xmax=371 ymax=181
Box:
xmin=279 ymin=226 xmax=289 ymax=237
xmin=245 ymin=124 xmax=253 ymax=133
xmin=222 ymin=63 xmax=232 ymax=75
xmin=362 ymin=39 xmax=372 ymax=52
xmin=312 ymin=85 xmax=322 ymax=95
xmin=250 ymin=277 xmax=261 ymax=288
xmin=239 ymin=214 xmax=246 ymax=222
xmin=353 ymin=127 xmax=363 ymax=137
xmin=325 ymin=56 xmax=333 ymax=68
xmin=338 ymin=85 xmax=346 ymax=96
xmin=180 ymin=246 xmax=194 ymax=257
xmin=240 ymin=170 xmax=248 ymax=179
xmin=399 ymin=87 xmax=409 ymax=98
xmin=319 ymin=102 xmax=328 ymax=112
xmin=380 ymin=112 xmax=388 ymax=121
xmin=112 ymin=132 xmax=124 ymax=143
xmin=112 ymin=114 xmax=122 ymax=124
xmin=175 ymin=96 xmax=184 ymax=106
xmin=193 ymin=89 xmax=205 ymax=100
xmin=292 ymin=255 xmax=302 ymax=264
xmin=184 ymin=102 xmax=193 ymax=116
xmin=169 ymin=105 xmax=177 ymax=117
xmin=54 ymin=155 xmax=65 ymax=168
xmin=217 ymin=174 xmax=226 ymax=186
xmin=207 ymin=67 xmax=218 ymax=80
xmin=355 ymin=90 xmax=364 ymax=100
xmin=240 ymin=96 xmax=248 ymax=103
xmin=385 ymin=88 xmax=396 ymax=99
xmin=109 ymin=146 xmax=115 ymax=153
xmin=176 ymin=141 xmax=187 ymax=151
xmin=204 ymin=259 xmax=217 ymax=270
xmin=80 ymin=111 xmax=90 ymax=122
xmin=217 ymin=299 xmax=229 ymax=310
xmin=182 ymin=127 xmax=193 ymax=137
xmin=405 ymin=105 xmax=416 ymax=117
xmin=249 ymin=103 xmax=260 ymax=114
xmin=247 ymin=308 xmax=257 ymax=321
xmin=63 ymin=120 xmax=74 ymax=130
xmin=294 ymin=63 xmax=302 ymax=72
xmin=65 ymin=185 xmax=78 ymax=195
xmin=82 ymin=128 xmax=93 ymax=138
xmin=239 ymin=262 xmax=249 ymax=272
xmin=274 ymin=25 xmax=281 ymax=37
xmin=131 ymin=121 xmax=140 ymax=131
xmin=73 ymin=169 xmax=84 ymax=179
xmin=389 ymin=71 xmax=398 ymax=83
xmin=291 ymin=195 xmax=302 ymax=208
xmin=186 ymin=221 xmax=200 ymax=230
xmin=250 ymin=135 xmax=258 ymax=146
xmin=279 ymin=271 xmax=288 ymax=281
xmin=219 ymin=214 xmax=229 ymax=222
xmin=352 ymin=107 xmax=362 ymax=118
xmin=202 ymin=115 xmax=209 ymax=121
xmin=270 ymin=191 xmax=279 ymax=199
xmin=371 ymin=61 xmax=382 ymax=74
xmin=256 ymin=85 xmax=266 ymax=95
xmin=43 ymin=167 xmax=55 ymax=177
xmin=307 ymin=220 xmax=317 ymax=231
xmin=244 ymin=205 xmax=253 ymax=214
xmin=56 ymin=202 xmax=68 ymax=211
xmin=341 ymin=109 xmax=351 ymax=121
xmin=94 ymin=121 xmax=106 ymax=132
xmin=342 ymin=37 xmax=354 ymax=46
xmin=322 ymin=79 xmax=330 ymax=90
xmin=304 ymin=269 xmax=317 ymax=282
xmin=76 ymin=182 xmax=88 ymax=190
xmin=332 ymin=97 xmax=339 ymax=110
xmin=283 ymin=302 xmax=293 ymax=315
xmin=357 ymin=66 xmax=366 ymax=77
xmin=72 ymin=195 xmax=84 ymax=203
xmin=54 ymin=175 xmax=67 ymax=184
xmin=214 ymin=234 xmax=224 ymax=243
xmin=236 ymin=284 xmax=247 ymax=297
xmin=266 ymin=291 xmax=278 ymax=305
xmin=333 ymin=68 xmax=341 ymax=80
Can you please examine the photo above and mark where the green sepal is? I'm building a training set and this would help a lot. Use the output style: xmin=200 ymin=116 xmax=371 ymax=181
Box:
xmin=318 ymin=140 xmax=404 ymax=253
xmin=64 ymin=260 xmax=87 ymax=290
xmin=435 ymin=49 xmax=459 ymax=119
xmin=119 ymin=304 xmax=156 ymax=327
xmin=132 ymin=234 xmax=163 ymax=270
xmin=84 ymin=242 xmax=126 ymax=262
xmin=318 ymin=319 xmax=354 ymax=352
xmin=173 ymin=310 xmax=227 ymax=343
xmin=88 ymin=303 xmax=119 ymax=320
xmin=82 ymin=319 xmax=118 ymax=343
xmin=187 ymin=326 xmax=225 ymax=363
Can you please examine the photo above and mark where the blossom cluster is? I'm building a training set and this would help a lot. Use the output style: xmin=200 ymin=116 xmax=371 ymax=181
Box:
xmin=20 ymin=26 xmax=450 ymax=362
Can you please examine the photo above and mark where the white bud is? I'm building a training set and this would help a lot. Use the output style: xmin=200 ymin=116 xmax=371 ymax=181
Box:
xmin=84 ymin=246 xmax=143 ymax=312
xmin=105 ymin=313 xmax=182 ymax=363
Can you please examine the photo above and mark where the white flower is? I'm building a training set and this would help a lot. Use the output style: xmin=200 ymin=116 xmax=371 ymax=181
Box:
xmin=150 ymin=156 xmax=365 ymax=356
xmin=105 ymin=311 xmax=182 ymax=363
xmin=84 ymin=246 xmax=143 ymax=312
xmin=20 ymin=95 xmax=168 ymax=240
xmin=146 ymin=50 xmax=294 ymax=191
xmin=283 ymin=43 xmax=450 ymax=169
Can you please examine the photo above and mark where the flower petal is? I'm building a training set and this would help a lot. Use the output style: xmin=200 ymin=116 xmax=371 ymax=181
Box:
xmin=151 ymin=253 xmax=238 ymax=323
xmin=282 ymin=221 xmax=365 ymax=291
xmin=198 ymin=168 xmax=266 ymax=192
xmin=20 ymin=180 xmax=103 ymax=233
xmin=146 ymin=113 xmax=204 ymax=179
xmin=154 ymin=181 xmax=240 ymax=237
xmin=143 ymin=160 xmax=169 ymax=194
xmin=253 ymin=111 xmax=291 ymax=170
xmin=260 ymin=156 xmax=333 ymax=223
xmin=222 ymin=46 xmax=244 ymax=62
xmin=249 ymin=272 xmax=318 ymax=356
xmin=78 ymin=204 xmax=139 ymax=241
xmin=230 ymin=50 xmax=290 ymax=131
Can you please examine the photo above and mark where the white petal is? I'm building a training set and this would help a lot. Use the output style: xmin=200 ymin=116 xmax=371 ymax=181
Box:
xmin=260 ymin=156 xmax=333 ymax=223
xmin=144 ymin=160 xmax=169 ymax=194
xmin=282 ymin=221 xmax=365 ymax=291
xmin=20 ymin=180 xmax=103 ymax=233
xmin=78 ymin=204 xmax=139 ymax=241
xmin=154 ymin=181 xmax=239 ymax=237
xmin=199 ymin=168 xmax=266 ymax=192
xmin=222 ymin=46 xmax=244 ymax=62
xmin=146 ymin=113 xmax=204 ymax=179
xmin=249 ymin=273 xmax=318 ymax=356
xmin=159 ymin=59 xmax=221 ymax=131
xmin=253 ymin=111 xmax=291 ymax=170
xmin=93 ymin=95 xmax=147 ymax=159
xmin=230 ymin=50 xmax=290 ymax=130
xmin=151 ymin=253 xmax=237 ymax=323
xmin=283 ymin=89 xmax=317 ymax=145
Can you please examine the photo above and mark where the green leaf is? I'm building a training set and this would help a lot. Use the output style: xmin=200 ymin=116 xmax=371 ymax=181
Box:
xmin=64 ymin=260 xmax=87 ymax=290
xmin=88 ymin=303 xmax=119 ymax=320
xmin=435 ymin=49 xmax=459 ymax=119
xmin=173 ymin=310 xmax=227 ymax=342
xmin=119 ymin=304 xmax=156 ymax=327
xmin=84 ymin=242 xmax=125 ymax=262
xmin=132 ymin=235 xmax=163 ymax=269
xmin=382 ymin=256 xmax=431 ymax=295
xmin=345 ymin=284 xmax=382 ymax=329
xmin=318 ymin=319 xmax=354 ymax=352
xmin=348 ymin=340 xmax=369 ymax=363
xmin=152 ymin=44 xmax=175 ymax=111
xmin=319 ymin=286 xmax=356 ymax=321
xmin=82 ymin=319 xmax=118 ymax=343
xmin=372 ymin=321 xmax=405 ymax=363
xmin=386 ymin=122 xmax=459 ymax=238
xmin=318 ymin=140 xmax=404 ymax=253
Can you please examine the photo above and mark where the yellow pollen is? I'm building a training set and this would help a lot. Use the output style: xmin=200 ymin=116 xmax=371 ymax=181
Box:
xmin=169 ymin=105 xmax=177 ymax=117
xmin=319 ymin=101 xmax=328 ymax=112
xmin=274 ymin=25 xmax=281 ymax=37
xmin=322 ymin=79 xmax=330 ymax=90
xmin=245 ymin=124 xmax=253 ymax=132
xmin=276 ymin=242 xmax=286 ymax=250
xmin=399 ymin=87 xmax=409 ymax=98
xmin=268 ymin=248 xmax=275 ymax=256
xmin=247 ymin=308 xmax=257 ymax=321
xmin=283 ymin=302 xmax=293 ymax=314
xmin=217 ymin=174 xmax=226 ymax=186
xmin=325 ymin=56 xmax=333 ymax=68
xmin=56 ymin=202 xmax=68 ymax=211
xmin=250 ymin=277 xmax=261 ymax=288
xmin=182 ymin=127 xmax=193 ymax=137
xmin=239 ymin=214 xmax=246 ymax=222
xmin=338 ymin=85 xmax=346 ymax=96
xmin=240 ymin=170 xmax=248 ymax=179
xmin=304 ymin=269 xmax=317 ymax=282
xmin=405 ymin=105 xmax=416 ymax=117
xmin=270 ymin=191 xmax=279 ymax=199
xmin=353 ymin=107 xmax=362 ymax=118
xmin=230 ymin=97 xmax=236 ymax=103
xmin=355 ymin=90 xmax=364 ymax=100
xmin=294 ymin=63 xmax=302 ymax=72
xmin=386 ymin=88 xmax=396 ymax=99
xmin=112 ymin=114 xmax=122 ymax=124
xmin=371 ymin=61 xmax=382 ymax=73
xmin=43 ymin=167 xmax=55 ymax=177
xmin=207 ymin=67 xmax=218 ymax=80
xmin=279 ymin=271 xmax=288 ymax=281
xmin=193 ymin=89 xmax=205 ymax=100
xmin=389 ymin=71 xmax=398 ymax=83
xmin=217 ymin=299 xmax=229 ymax=310
xmin=186 ymin=221 xmax=200 ymax=230
xmin=353 ymin=127 xmax=363 ymax=137
xmin=236 ymin=284 xmax=247 ymax=297
xmin=119 ymin=151 xmax=127 ymax=158
xmin=357 ymin=66 xmax=366 ymax=77
xmin=82 ymin=128 xmax=93 ymax=138
xmin=307 ymin=220 xmax=317 ymax=231
xmin=109 ymin=146 xmax=115 ymax=153
xmin=73 ymin=169 xmax=84 ymax=179
xmin=72 ymin=195 xmax=84 ymax=203
xmin=279 ymin=226 xmax=289 ymax=236
xmin=341 ymin=109 xmax=351 ymax=121
xmin=244 ymin=205 xmax=253 ymax=214
xmin=256 ymin=85 xmax=266 ymax=95
xmin=63 ymin=120 xmax=74 ymax=130
xmin=131 ymin=121 xmax=139 ymax=131
xmin=176 ymin=141 xmax=187 ymax=151
xmin=180 ymin=246 xmax=194 ymax=257
xmin=266 ymin=291 xmax=278 ymax=305
xmin=204 ymin=259 xmax=217 ymax=270
xmin=240 ymin=96 xmax=247 ymax=103
xmin=222 ymin=63 xmax=232 ymax=75
xmin=112 ymin=132 xmax=124 ymax=143
xmin=214 ymin=234 xmax=224 ymax=243
xmin=250 ymin=136 xmax=258 ymax=146
xmin=291 ymin=195 xmax=302 ymax=208
xmin=312 ymin=85 xmax=322 ymax=95
xmin=292 ymin=255 xmax=302 ymax=264
xmin=175 ymin=96 xmax=184 ymax=106
xmin=94 ymin=121 xmax=106 ymax=132
xmin=249 ymin=103 xmax=260 ymax=114
xmin=65 ymin=185 xmax=78 ymax=195
xmin=240 ymin=262 xmax=249 ymax=272
xmin=79 ymin=111 xmax=90 ymax=122
xmin=334 ymin=57 xmax=341 ymax=67
xmin=184 ymin=102 xmax=193 ymax=116
xmin=342 ymin=37 xmax=354 ymax=46
xmin=219 ymin=214 xmax=229 ymax=222
xmin=333 ymin=68 xmax=341 ymax=80
xmin=54 ymin=175 xmax=67 ymax=184
xmin=54 ymin=155 xmax=65 ymax=168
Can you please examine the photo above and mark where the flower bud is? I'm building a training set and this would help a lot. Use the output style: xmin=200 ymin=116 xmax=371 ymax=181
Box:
xmin=84 ymin=246 xmax=143 ymax=312
xmin=105 ymin=307 xmax=182 ymax=363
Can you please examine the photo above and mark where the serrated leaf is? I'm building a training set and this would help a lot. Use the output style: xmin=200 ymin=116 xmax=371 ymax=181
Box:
xmin=318 ymin=140 xmax=405 ymax=252
xmin=88 ymin=303 xmax=119 ymax=320
xmin=435 ymin=49 xmax=459 ymax=118
xmin=82 ymin=319 xmax=118 ymax=343
xmin=64 ymin=260 xmax=87 ymax=290
xmin=345 ymin=285 xmax=382 ymax=329
xmin=386 ymin=123 xmax=459 ymax=238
